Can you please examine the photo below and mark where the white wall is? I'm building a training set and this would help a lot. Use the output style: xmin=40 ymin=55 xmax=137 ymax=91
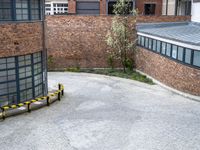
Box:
xmin=162 ymin=0 xmax=176 ymax=15
xmin=192 ymin=1 xmax=200 ymax=22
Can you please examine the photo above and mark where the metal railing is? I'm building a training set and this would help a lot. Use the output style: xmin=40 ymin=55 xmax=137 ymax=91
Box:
xmin=0 ymin=83 xmax=64 ymax=120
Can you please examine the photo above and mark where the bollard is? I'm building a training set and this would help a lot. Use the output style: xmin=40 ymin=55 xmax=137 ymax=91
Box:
xmin=47 ymin=96 xmax=50 ymax=106
xmin=58 ymin=84 xmax=61 ymax=91
xmin=61 ymin=87 xmax=64 ymax=96
xmin=1 ymin=108 xmax=5 ymax=120
xmin=58 ymin=91 xmax=61 ymax=101
xmin=27 ymin=103 xmax=31 ymax=113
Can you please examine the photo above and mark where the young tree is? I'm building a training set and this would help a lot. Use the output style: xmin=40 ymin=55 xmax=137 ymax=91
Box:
xmin=106 ymin=0 xmax=137 ymax=72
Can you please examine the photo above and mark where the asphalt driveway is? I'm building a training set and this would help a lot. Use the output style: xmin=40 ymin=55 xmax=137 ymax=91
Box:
xmin=0 ymin=72 xmax=200 ymax=150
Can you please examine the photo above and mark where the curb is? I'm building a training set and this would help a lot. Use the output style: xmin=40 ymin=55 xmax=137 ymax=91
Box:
xmin=136 ymin=70 xmax=200 ymax=102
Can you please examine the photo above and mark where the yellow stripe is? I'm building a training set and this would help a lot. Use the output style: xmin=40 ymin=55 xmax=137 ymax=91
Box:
xmin=11 ymin=105 xmax=17 ymax=109
xmin=24 ymin=101 xmax=31 ymax=105
xmin=3 ymin=106 xmax=9 ymax=110
xmin=18 ymin=103 xmax=24 ymax=107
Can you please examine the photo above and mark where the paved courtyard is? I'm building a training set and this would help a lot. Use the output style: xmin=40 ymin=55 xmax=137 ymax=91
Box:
xmin=0 ymin=72 xmax=200 ymax=150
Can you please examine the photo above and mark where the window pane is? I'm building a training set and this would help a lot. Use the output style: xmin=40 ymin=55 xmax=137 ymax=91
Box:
xmin=185 ymin=48 xmax=192 ymax=64
xmin=152 ymin=40 xmax=156 ymax=51
xmin=178 ymin=47 xmax=184 ymax=61
xmin=166 ymin=43 xmax=171 ymax=56
xmin=172 ymin=45 xmax=178 ymax=59
xmin=137 ymin=36 xmax=141 ymax=45
xmin=141 ymin=37 xmax=145 ymax=47
xmin=156 ymin=41 xmax=161 ymax=53
xmin=145 ymin=37 xmax=148 ymax=48
xmin=0 ymin=1 xmax=12 ymax=20
xmin=161 ymin=42 xmax=166 ymax=55
xmin=193 ymin=51 xmax=200 ymax=67
xmin=148 ymin=39 xmax=152 ymax=50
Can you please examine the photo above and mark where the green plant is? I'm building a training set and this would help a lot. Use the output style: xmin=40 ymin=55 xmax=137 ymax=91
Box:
xmin=48 ymin=55 xmax=54 ymax=65
xmin=65 ymin=67 xmax=80 ymax=72
xmin=107 ymin=55 xmax=115 ymax=69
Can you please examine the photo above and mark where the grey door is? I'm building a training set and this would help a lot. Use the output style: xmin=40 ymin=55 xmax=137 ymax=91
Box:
xmin=76 ymin=1 xmax=100 ymax=15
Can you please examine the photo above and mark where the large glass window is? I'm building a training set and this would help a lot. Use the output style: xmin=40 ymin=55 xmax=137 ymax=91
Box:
xmin=137 ymin=35 xmax=200 ymax=69
xmin=0 ymin=52 xmax=45 ymax=106
xmin=0 ymin=0 xmax=42 ymax=21
xmin=31 ymin=0 xmax=40 ymax=20
xmin=185 ymin=48 xmax=192 ymax=64
xmin=0 ymin=0 xmax=12 ymax=20
xmin=193 ymin=51 xmax=200 ymax=67
xmin=16 ymin=0 xmax=29 ymax=20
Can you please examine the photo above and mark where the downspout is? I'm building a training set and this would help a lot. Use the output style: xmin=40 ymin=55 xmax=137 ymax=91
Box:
xmin=175 ymin=0 xmax=178 ymax=16
xmin=42 ymin=0 xmax=48 ymax=95
xmin=166 ymin=0 xmax=168 ymax=15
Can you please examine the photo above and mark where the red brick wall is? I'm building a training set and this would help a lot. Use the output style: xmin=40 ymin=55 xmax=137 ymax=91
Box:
xmin=68 ymin=0 xmax=76 ymax=14
xmin=46 ymin=15 xmax=190 ymax=69
xmin=137 ymin=15 xmax=191 ymax=23
xmin=100 ymin=0 xmax=107 ymax=15
xmin=135 ymin=47 xmax=200 ymax=96
xmin=46 ymin=15 xmax=114 ymax=69
xmin=136 ymin=0 xmax=162 ymax=15
xmin=0 ymin=22 xmax=43 ymax=58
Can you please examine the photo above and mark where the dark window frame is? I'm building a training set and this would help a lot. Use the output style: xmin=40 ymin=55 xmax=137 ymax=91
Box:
xmin=137 ymin=34 xmax=200 ymax=70
xmin=0 ymin=0 xmax=42 ymax=21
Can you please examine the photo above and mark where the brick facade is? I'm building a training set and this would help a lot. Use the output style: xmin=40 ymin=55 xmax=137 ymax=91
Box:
xmin=135 ymin=47 xmax=200 ymax=96
xmin=46 ymin=15 xmax=190 ymax=69
xmin=0 ymin=22 xmax=43 ymax=58
xmin=100 ymin=0 xmax=107 ymax=15
xmin=67 ymin=0 xmax=163 ymax=15
xmin=46 ymin=15 xmax=114 ymax=69
xmin=68 ymin=0 xmax=76 ymax=14
xmin=136 ymin=0 xmax=162 ymax=15
xmin=137 ymin=15 xmax=191 ymax=23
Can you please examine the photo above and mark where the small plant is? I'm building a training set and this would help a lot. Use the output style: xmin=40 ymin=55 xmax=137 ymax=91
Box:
xmin=65 ymin=67 xmax=80 ymax=72
xmin=107 ymin=55 xmax=115 ymax=70
xmin=80 ymin=69 xmax=154 ymax=85
xmin=48 ymin=55 xmax=54 ymax=70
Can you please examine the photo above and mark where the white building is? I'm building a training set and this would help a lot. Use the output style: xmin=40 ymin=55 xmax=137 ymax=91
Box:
xmin=45 ymin=0 xmax=68 ymax=15
xmin=162 ymin=0 xmax=191 ymax=15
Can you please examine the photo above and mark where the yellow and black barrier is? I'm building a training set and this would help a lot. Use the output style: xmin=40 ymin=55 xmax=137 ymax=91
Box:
xmin=0 ymin=83 xmax=65 ymax=120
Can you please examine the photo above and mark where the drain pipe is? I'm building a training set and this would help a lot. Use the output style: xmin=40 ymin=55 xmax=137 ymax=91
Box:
xmin=42 ymin=0 xmax=48 ymax=95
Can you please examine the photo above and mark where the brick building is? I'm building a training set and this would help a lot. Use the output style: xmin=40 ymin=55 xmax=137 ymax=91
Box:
xmin=136 ymin=0 xmax=200 ymax=96
xmin=0 ymin=0 xmax=47 ymax=106
xmin=47 ymin=0 xmax=163 ymax=15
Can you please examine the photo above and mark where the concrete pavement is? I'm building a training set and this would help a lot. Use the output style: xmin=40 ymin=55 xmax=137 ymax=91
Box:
xmin=0 ymin=72 xmax=200 ymax=150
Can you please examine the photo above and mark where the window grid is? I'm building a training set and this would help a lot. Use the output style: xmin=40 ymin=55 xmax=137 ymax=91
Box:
xmin=0 ymin=0 xmax=41 ymax=21
xmin=137 ymin=35 xmax=200 ymax=70
xmin=0 ymin=52 xmax=44 ymax=106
